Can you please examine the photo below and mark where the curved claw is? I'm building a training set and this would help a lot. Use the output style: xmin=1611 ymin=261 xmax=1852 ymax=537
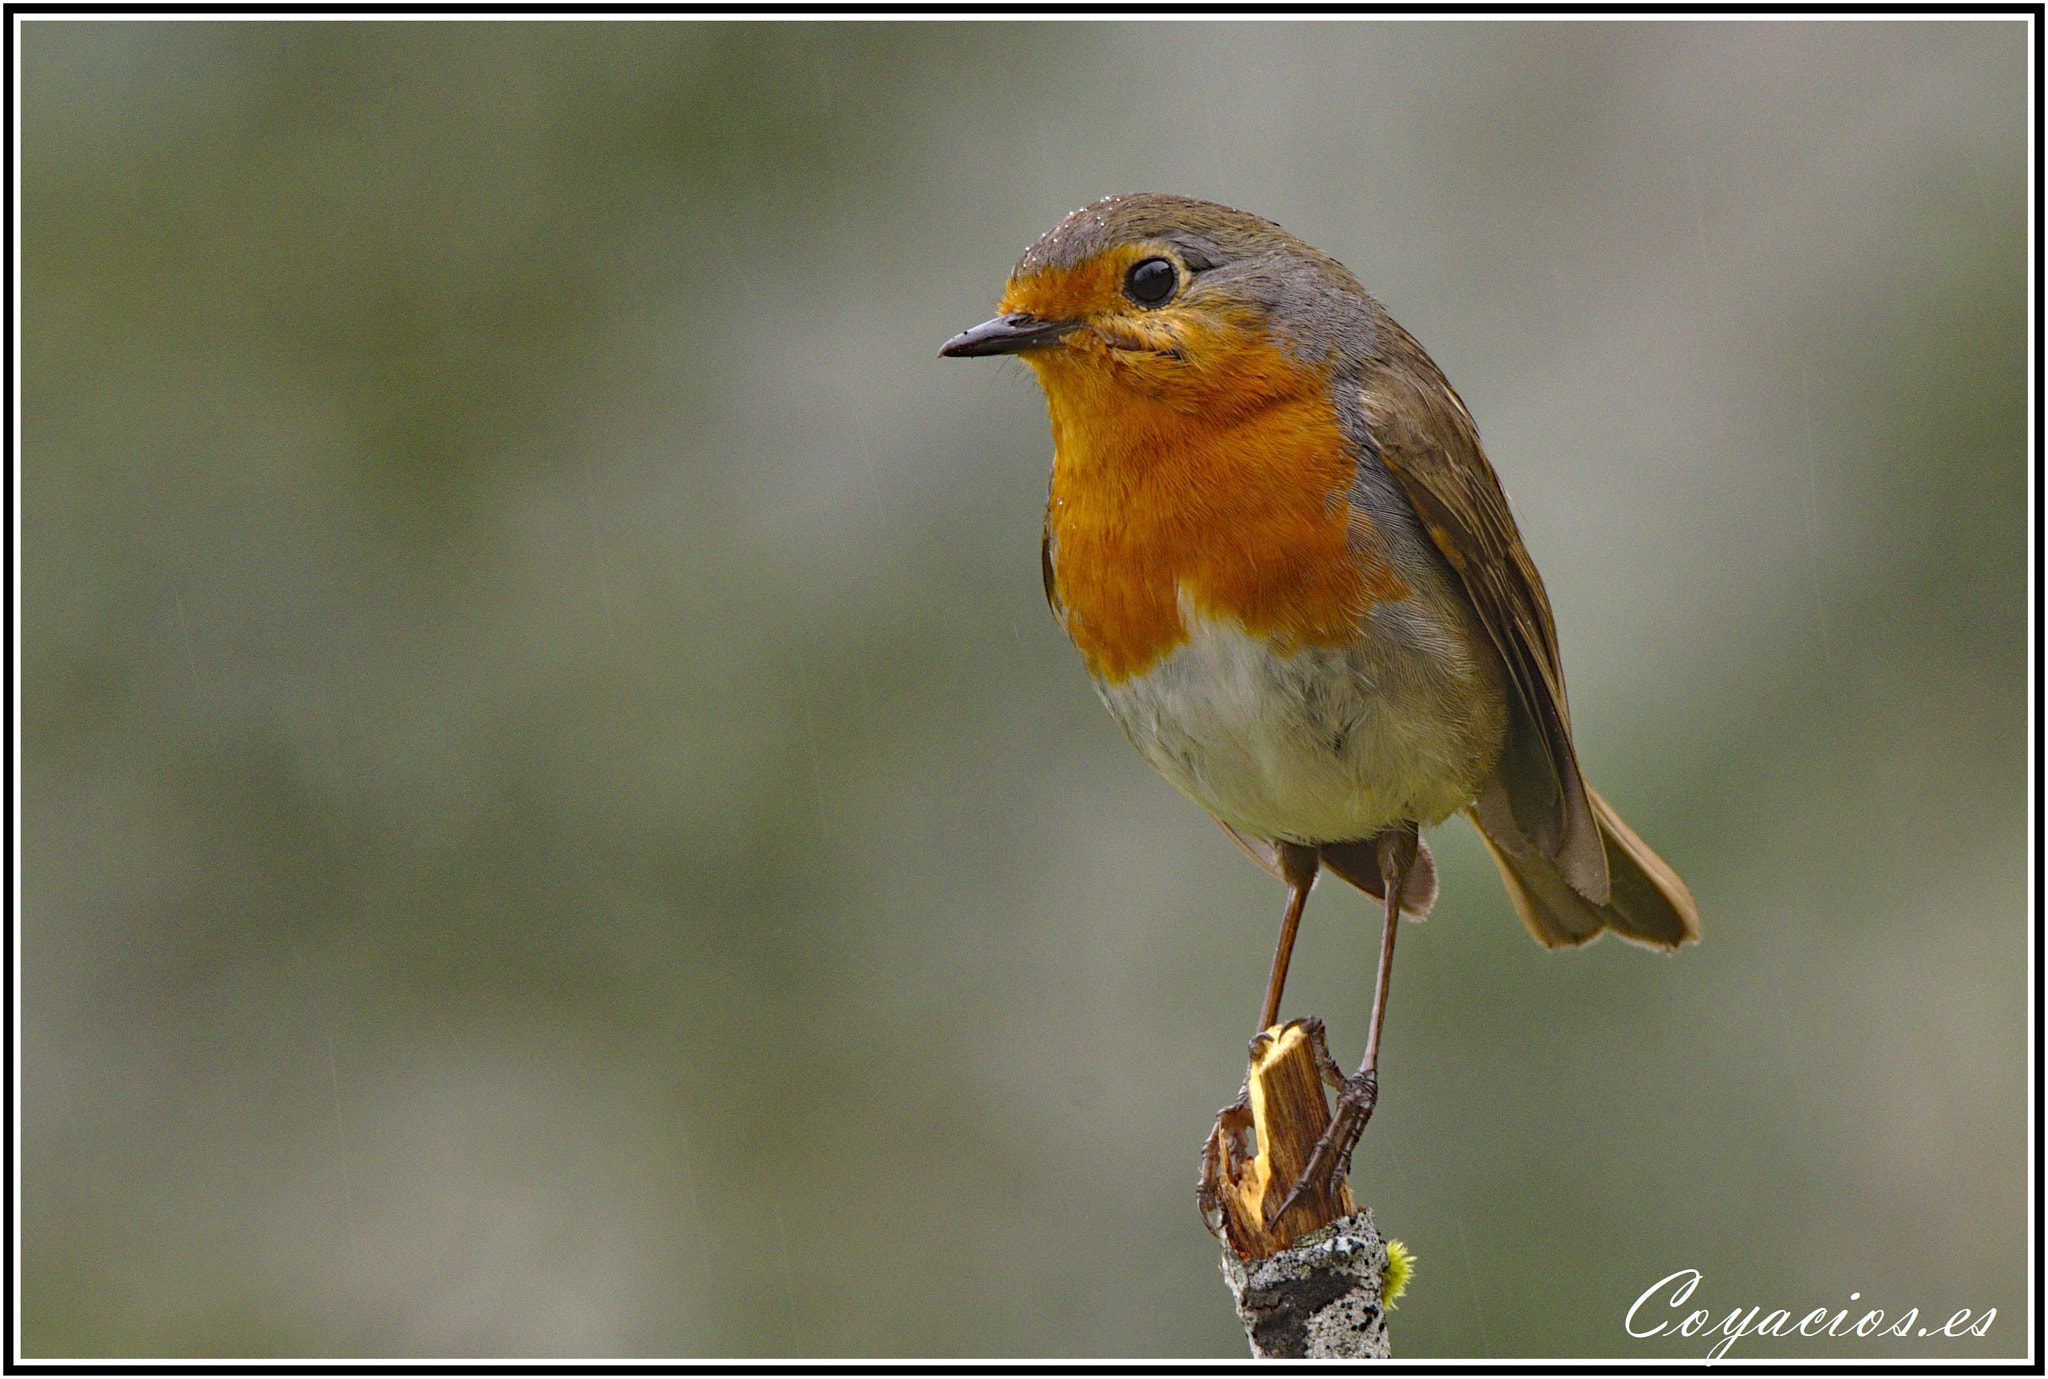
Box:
xmin=1197 ymin=1084 xmax=1254 ymax=1236
xmin=1265 ymin=1071 xmax=1378 ymax=1228
xmin=1197 ymin=1124 xmax=1226 ymax=1235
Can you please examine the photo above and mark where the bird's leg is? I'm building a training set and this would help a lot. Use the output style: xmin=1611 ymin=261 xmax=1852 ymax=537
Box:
xmin=1200 ymin=843 xmax=1321 ymax=1227
xmin=1257 ymin=843 xmax=1321 ymax=1033
xmin=1268 ymin=822 xmax=1417 ymax=1227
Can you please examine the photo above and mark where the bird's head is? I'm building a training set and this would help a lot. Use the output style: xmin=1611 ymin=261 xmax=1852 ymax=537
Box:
xmin=941 ymin=192 xmax=1381 ymax=416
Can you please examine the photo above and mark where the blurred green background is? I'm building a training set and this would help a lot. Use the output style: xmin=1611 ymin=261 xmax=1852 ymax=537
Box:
xmin=21 ymin=18 xmax=2028 ymax=1360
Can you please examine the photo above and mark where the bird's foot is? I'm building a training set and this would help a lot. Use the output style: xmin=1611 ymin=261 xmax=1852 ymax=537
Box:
xmin=1196 ymin=1020 xmax=1286 ymax=1237
xmin=1197 ymin=1087 xmax=1253 ymax=1235
xmin=1267 ymin=1068 xmax=1376 ymax=1228
xmin=1197 ymin=1081 xmax=1255 ymax=1236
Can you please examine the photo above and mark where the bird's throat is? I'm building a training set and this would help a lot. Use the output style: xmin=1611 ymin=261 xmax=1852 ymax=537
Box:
xmin=1036 ymin=359 xmax=1409 ymax=685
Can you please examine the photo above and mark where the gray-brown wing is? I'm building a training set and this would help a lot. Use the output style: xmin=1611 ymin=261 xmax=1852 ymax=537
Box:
xmin=1353 ymin=345 xmax=1608 ymax=903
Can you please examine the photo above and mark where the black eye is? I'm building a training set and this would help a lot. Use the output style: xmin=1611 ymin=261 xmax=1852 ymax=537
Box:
xmin=1123 ymin=257 xmax=1177 ymax=306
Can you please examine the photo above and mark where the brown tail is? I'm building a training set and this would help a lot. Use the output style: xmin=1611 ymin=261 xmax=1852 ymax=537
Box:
xmin=1469 ymin=786 xmax=1700 ymax=950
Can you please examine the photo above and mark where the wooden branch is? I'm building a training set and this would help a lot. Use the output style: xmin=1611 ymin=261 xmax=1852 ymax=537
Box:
xmin=1210 ymin=1019 xmax=1356 ymax=1256
xmin=1211 ymin=1018 xmax=1395 ymax=1358
xmin=1221 ymin=1209 xmax=1394 ymax=1359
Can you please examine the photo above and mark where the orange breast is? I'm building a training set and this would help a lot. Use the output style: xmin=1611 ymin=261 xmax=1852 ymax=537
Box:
xmin=1036 ymin=340 xmax=1409 ymax=684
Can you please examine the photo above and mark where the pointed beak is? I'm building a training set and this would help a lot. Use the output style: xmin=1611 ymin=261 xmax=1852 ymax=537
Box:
xmin=938 ymin=311 xmax=1079 ymax=358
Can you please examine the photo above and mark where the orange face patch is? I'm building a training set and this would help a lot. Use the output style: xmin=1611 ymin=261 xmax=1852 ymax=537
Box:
xmin=1002 ymin=250 xmax=1279 ymax=410
xmin=1000 ymin=251 xmax=1132 ymax=324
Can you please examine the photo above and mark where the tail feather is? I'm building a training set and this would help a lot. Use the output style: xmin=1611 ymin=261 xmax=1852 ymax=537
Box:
xmin=1470 ymin=785 xmax=1699 ymax=950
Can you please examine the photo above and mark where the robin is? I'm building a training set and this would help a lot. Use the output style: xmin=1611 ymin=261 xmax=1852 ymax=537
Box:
xmin=940 ymin=193 xmax=1699 ymax=1225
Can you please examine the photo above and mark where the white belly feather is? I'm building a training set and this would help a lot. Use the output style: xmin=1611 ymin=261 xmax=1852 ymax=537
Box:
xmin=1092 ymin=586 xmax=1506 ymax=844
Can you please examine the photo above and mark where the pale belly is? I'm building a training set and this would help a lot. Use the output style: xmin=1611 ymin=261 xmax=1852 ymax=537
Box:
xmin=1091 ymin=593 xmax=1509 ymax=845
